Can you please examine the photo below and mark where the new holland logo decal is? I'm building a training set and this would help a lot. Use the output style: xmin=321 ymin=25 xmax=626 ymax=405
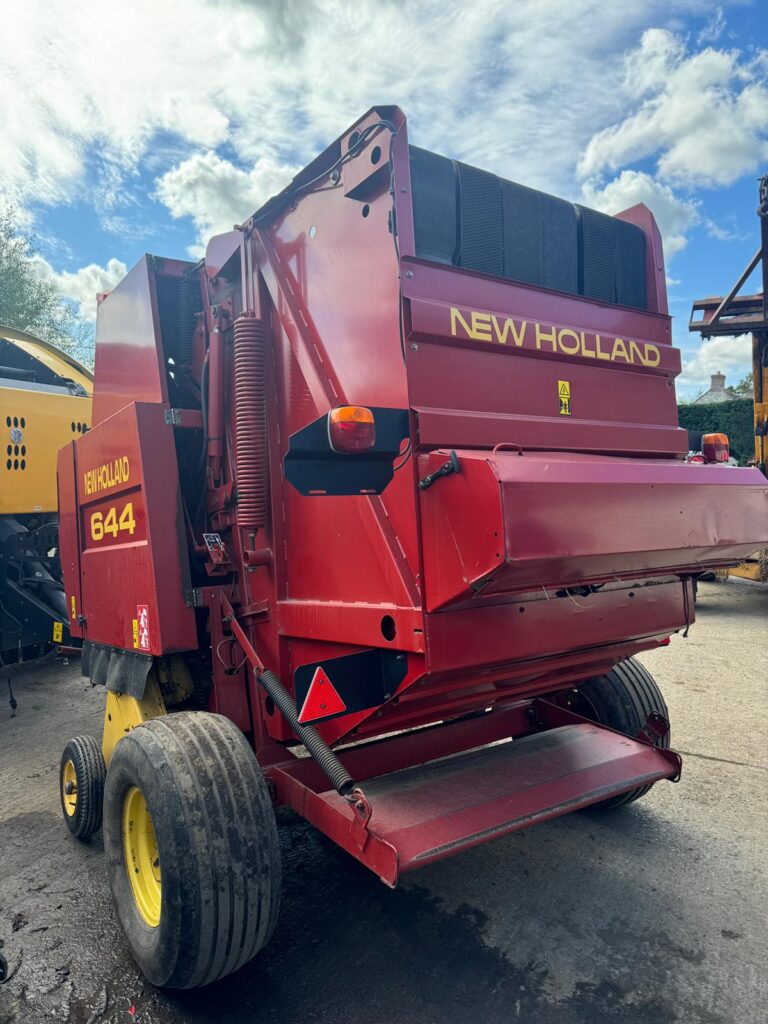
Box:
xmin=449 ymin=307 xmax=661 ymax=368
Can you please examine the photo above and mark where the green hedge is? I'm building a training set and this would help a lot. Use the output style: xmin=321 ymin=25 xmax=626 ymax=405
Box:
xmin=678 ymin=399 xmax=754 ymax=464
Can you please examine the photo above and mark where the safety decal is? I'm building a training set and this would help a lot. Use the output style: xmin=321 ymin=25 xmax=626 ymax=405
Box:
xmin=297 ymin=666 xmax=347 ymax=724
xmin=70 ymin=595 xmax=76 ymax=620
xmin=136 ymin=604 xmax=150 ymax=652
xmin=52 ymin=621 xmax=63 ymax=643
xmin=558 ymin=380 xmax=571 ymax=416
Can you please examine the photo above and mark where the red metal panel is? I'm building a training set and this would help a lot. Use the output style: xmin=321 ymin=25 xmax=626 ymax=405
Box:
xmin=403 ymin=258 xmax=685 ymax=456
xmin=424 ymin=581 xmax=688 ymax=675
xmin=92 ymin=256 xmax=190 ymax=425
xmin=278 ymin=600 xmax=425 ymax=652
xmin=616 ymin=204 xmax=669 ymax=315
xmin=240 ymin=109 xmax=422 ymax=710
xmin=264 ymin=702 xmax=535 ymax=787
xmin=353 ymin=724 xmax=676 ymax=881
xmin=420 ymin=449 xmax=768 ymax=608
xmin=75 ymin=402 xmax=197 ymax=654
xmin=494 ymin=452 xmax=768 ymax=587
xmin=206 ymin=589 xmax=251 ymax=733
xmin=349 ymin=637 xmax=662 ymax=738
xmin=268 ymin=701 xmax=680 ymax=886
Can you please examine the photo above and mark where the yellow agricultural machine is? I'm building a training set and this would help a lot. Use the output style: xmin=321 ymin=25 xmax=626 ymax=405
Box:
xmin=0 ymin=325 xmax=92 ymax=665
xmin=690 ymin=173 xmax=768 ymax=582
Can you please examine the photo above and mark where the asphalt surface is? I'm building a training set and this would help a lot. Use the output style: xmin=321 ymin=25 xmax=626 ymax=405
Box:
xmin=1 ymin=578 xmax=766 ymax=1024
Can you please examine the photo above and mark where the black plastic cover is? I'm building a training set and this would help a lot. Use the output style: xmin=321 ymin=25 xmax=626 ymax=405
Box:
xmin=409 ymin=146 xmax=647 ymax=310
xmin=284 ymin=408 xmax=409 ymax=496
xmin=82 ymin=640 xmax=153 ymax=698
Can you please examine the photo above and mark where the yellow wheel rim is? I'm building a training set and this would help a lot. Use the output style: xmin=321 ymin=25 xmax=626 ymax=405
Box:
xmin=62 ymin=759 xmax=78 ymax=817
xmin=122 ymin=786 xmax=162 ymax=928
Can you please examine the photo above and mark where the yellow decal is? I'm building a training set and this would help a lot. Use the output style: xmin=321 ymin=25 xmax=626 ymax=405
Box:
xmin=132 ymin=619 xmax=139 ymax=649
xmin=90 ymin=501 xmax=137 ymax=543
xmin=83 ymin=456 xmax=130 ymax=496
xmin=450 ymin=307 xmax=661 ymax=368
xmin=558 ymin=380 xmax=572 ymax=416
xmin=70 ymin=595 xmax=76 ymax=619
xmin=52 ymin=621 xmax=63 ymax=643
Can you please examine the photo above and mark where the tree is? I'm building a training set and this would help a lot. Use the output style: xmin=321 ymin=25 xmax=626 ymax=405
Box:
xmin=0 ymin=207 xmax=92 ymax=365
xmin=732 ymin=371 xmax=753 ymax=398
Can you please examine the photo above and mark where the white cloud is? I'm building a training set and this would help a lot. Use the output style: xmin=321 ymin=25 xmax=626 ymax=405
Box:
xmin=1 ymin=0 xmax=724 ymax=227
xmin=578 ymin=27 xmax=768 ymax=187
xmin=678 ymin=334 xmax=752 ymax=396
xmin=35 ymin=256 xmax=128 ymax=321
xmin=703 ymin=216 xmax=744 ymax=241
xmin=697 ymin=6 xmax=725 ymax=44
xmin=580 ymin=170 xmax=700 ymax=257
xmin=5 ymin=0 xmax=763 ymax=308
xmin=155 ymin=152 xmax=298 ymax=255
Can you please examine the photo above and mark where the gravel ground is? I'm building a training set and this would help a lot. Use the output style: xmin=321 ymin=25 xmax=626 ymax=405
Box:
xmin=0 ymin=578 xmax=766 ymax=1024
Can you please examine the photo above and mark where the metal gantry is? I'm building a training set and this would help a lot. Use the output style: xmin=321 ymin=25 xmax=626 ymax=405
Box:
xmin=689 ymin=174 xmax=768 ymax=474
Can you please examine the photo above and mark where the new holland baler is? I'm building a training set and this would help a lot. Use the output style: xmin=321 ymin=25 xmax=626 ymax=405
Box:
xmin=56 ymin=107 xmax=768 ymax=989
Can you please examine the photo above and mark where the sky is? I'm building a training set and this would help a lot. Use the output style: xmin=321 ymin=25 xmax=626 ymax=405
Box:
xmin=2 ymin=0 xmax=767 ymax=398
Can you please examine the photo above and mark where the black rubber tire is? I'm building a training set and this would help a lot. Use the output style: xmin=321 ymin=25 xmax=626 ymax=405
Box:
xmin=574 ymin=657 xmax=671 ymax=809
xmin=60 ymin=735 xmax=106 ymax=839
xmin=103 ymin=712 xmax=281 ymax=989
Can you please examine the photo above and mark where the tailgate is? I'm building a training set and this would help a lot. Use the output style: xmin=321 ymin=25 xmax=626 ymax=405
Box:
xmin=419 ymin=449 xmax=768 ymax=610
xmin=402 ymin=257 xmax=687 ymax=458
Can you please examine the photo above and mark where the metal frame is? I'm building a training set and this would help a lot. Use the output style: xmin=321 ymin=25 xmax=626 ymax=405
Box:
xmin=689 ymin=174 xmax=768 ymax=474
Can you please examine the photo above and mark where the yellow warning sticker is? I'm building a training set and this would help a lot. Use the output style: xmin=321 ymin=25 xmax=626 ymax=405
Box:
xmin=132 ymin=619 xmax=139 ymax=649
xmin=70 ymin=594 xmax=76 ymax=619
xmin=558 ymin=380 xmax=572 ymax=416
xmin=52 ymin=621 xmax=63 ymax=643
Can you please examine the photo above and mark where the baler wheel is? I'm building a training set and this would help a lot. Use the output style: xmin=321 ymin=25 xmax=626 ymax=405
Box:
xmin=566 ymin=657 xmax=671 ymax=809
xmin=59 ymin=735 xmax=106 ymax=839
xmin=102 ymin=712 xmax=281 ymax=989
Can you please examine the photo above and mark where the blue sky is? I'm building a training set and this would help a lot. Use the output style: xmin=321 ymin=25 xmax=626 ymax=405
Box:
xmin=3 ymin=0 xmax=767 ymax=397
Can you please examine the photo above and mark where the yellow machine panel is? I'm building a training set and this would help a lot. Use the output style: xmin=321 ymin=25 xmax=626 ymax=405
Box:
xmin=730 ymin=551 xmax=768 ymax=583
xmin=0 ymin=325 xmax=92 ymax=515
xmin=1 ymin=387 xmax=92 ymax=514
xmin=0 ymin=326 xmax=93 ymax=661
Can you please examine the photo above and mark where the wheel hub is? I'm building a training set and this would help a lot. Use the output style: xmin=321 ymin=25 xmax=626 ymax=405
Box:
xmin=122 ymin=786 xmax=161 ymax=928
xmin=62 ymin=759 xmax=78 ymax=817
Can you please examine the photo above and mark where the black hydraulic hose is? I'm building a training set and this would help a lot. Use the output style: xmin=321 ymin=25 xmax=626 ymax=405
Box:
xmin=256 ymin=669 xmax=355 ymax=797
xmin=21 ymin=558 xmax=68 ymax=619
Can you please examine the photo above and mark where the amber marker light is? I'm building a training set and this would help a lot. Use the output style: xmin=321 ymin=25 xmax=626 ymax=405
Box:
xmin=328 ymin=406 xmax=376 ymax=453
xmin=702 ymin=433 xmax=729 ymax=464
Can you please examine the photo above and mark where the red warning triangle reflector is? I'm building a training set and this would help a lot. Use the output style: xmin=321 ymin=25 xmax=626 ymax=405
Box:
xmin=297 ymin=666 xmax=347 ymax=724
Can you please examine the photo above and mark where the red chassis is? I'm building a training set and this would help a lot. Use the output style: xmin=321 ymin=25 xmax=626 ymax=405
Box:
xmin=59 ymin=107 xmax=767 ymax=890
